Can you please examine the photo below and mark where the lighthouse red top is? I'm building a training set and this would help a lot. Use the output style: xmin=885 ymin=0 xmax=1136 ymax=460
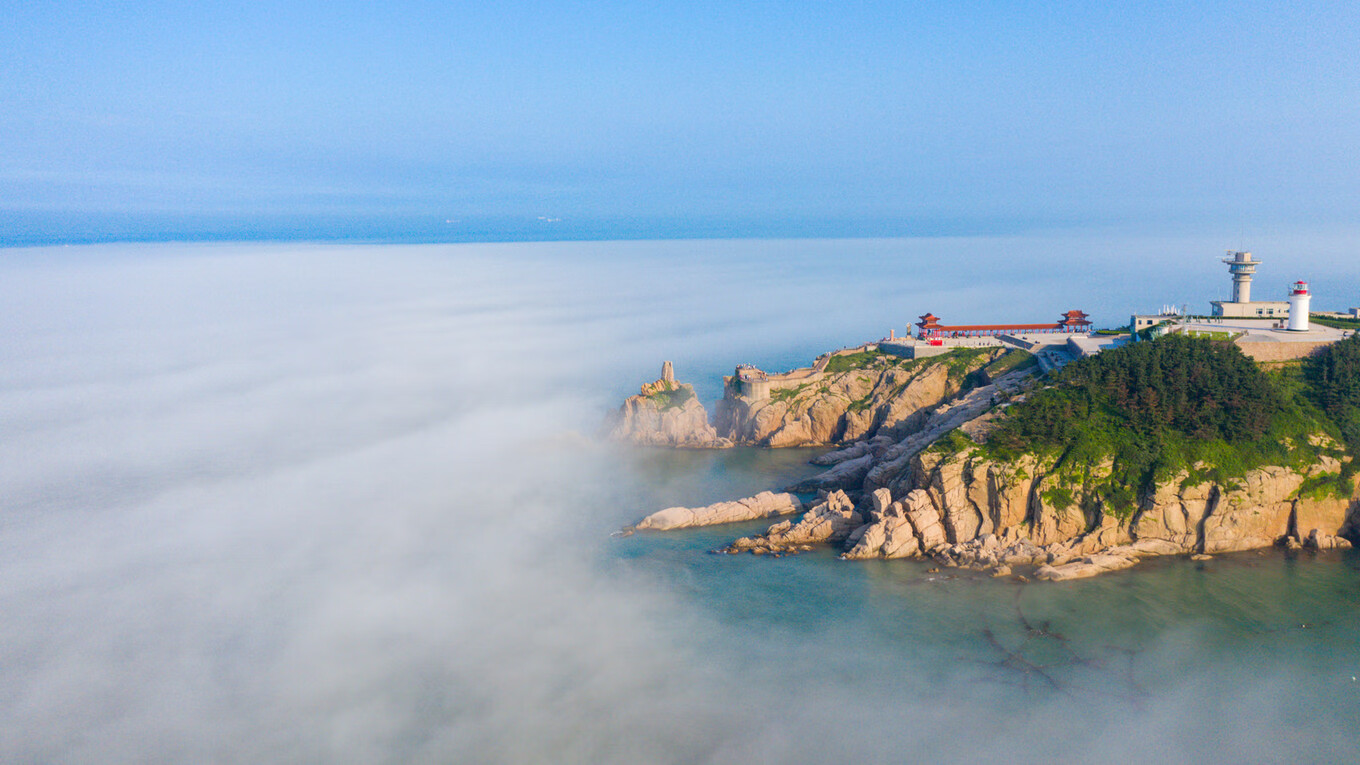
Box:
xmin=1292 ymin=281 xmax=1309 ymax=295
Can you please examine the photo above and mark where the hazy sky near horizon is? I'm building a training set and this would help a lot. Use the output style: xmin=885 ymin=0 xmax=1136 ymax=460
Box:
xmin=3 ymin=1 xmax=1358 ymax=242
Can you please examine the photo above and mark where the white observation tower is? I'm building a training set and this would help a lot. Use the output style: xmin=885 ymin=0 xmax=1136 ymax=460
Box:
xmin=1287 ymin=281 xmax=1311 ymax=331
xmin=1210 ymin=250 xmax=1289 ymax=318
xmin=1223 ymin=250 xmax=1258 ymax=303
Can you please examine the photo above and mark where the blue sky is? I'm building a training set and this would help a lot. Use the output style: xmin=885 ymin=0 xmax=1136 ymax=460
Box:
xmin=2 ymin=1 xmax=1358 ymax=243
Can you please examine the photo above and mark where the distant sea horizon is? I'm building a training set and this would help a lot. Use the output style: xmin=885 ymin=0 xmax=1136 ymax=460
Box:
xmin=5 ymin=208 xmax=1346 ymax=248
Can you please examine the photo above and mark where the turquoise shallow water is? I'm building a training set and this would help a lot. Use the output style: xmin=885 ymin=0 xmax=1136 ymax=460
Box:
xmin=606 ymin=445 xmax=1360 ymax=761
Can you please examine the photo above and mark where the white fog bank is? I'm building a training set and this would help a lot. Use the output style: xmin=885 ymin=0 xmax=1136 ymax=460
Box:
xmin=2 ymin=238 xmax=1358 ymax=763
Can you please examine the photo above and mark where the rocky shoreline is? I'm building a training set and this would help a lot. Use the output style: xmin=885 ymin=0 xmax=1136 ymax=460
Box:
xmin=629 ymin=478 xmax=1354 ymax=581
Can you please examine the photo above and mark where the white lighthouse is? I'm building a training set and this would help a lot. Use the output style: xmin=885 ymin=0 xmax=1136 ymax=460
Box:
xmin=1287 ymin=281 xmax=1311 ymax=331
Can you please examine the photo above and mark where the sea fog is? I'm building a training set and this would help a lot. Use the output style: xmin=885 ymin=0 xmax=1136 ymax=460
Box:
xmin=2 ymin=235 xmax=1359 ymax=762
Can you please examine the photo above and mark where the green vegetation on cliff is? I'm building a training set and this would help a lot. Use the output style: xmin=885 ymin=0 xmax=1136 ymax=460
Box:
xmin=820 ymin=346 xmax=1007 ymax=378
xmin=769 ymin=382 xmax=810 ymax=404
xmin=822 ymin=349 xmax=884 ymax=374
xmin=982 ymin=348 xmax=1038 ymax=377
xmin=957 ymin=348 xmax=1038 ymax=390
xmin=648 ymin=385 xmax=696 ymax=411
xmin=941 ymin=348 xmax=995 ymax=383
xmin=1308 ymin=332 xmax=1360 ymax=454
xmin=976 ymin=334 xmax=1355 ymax=516
xmin=994 ymin=334 xmax=1281 ymax=446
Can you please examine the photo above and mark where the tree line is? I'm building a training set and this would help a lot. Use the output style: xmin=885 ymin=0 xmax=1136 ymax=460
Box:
xmin=990 ymin=333 xmax=1286 ymax=453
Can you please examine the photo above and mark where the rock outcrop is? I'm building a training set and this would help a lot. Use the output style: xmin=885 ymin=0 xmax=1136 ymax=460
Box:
xmin=1303 ymin=528 xmax=1353 ymax=550
xmin=722 ymin=491 xmax=863 ymax=554
xmin=632 ymin=491 xmax=803 ymax=531
xmin=842 ymin=489 xmax=936 ymax=559
xmin=606 ymin=363 xmax=732 ymax=448
xmin=1035 ymin=548 xmax=1142 ymax=581
xmin=789 ymin=369 xmax=1032 ymax=492
xmin=713 ymin=348 xmax=1004 ymax=447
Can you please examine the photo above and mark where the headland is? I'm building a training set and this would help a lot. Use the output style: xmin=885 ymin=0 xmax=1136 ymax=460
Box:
xmin=610 ymin=251 xmax=1360 ymax=580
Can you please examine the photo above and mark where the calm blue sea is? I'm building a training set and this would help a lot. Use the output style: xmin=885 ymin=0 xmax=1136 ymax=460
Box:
xmin=1 ymin=234 xmax=1357 ymax=762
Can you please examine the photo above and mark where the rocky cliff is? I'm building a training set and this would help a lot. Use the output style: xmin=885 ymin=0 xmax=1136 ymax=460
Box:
xmin=853 ymin=446 xmax=1358 ymax=580
xmin=605 ymin=363 xmax=731 ymax=448
xmin=713 ymin=347 xmax=1006 ymax=447
xmin=635 ymin=447 xmax=1357 ymax=580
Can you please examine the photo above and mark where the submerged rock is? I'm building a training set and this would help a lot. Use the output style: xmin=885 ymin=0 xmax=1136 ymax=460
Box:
xmin=1035 ymin=549 xmax=1141 ymax=581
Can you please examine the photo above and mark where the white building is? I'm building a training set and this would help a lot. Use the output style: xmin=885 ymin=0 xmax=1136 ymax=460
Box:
xmin=1130 ymin=305 xmax=1183 ymax=333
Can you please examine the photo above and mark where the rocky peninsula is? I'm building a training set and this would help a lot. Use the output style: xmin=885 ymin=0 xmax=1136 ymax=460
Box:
xmin=612 ymin=333 xmax=1360 ymax=580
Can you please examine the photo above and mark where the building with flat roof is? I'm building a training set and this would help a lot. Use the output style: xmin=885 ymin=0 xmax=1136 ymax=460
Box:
xmin=1212 ymin=300 xmax=1290 ymax=318
xmin=1130 ymin=307 xmax=1183 ymax=333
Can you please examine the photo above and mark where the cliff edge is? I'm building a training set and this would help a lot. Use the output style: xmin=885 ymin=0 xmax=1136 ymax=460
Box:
xmin=605 ymin=362 xmax=732 ymax=448
xmin=713 ymin=346 xmax=1008 ymax=447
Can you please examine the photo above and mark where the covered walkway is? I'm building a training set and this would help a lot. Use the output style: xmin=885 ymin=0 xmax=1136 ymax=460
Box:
xmin=916 ymin=310 xmax=1092 ymax=339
